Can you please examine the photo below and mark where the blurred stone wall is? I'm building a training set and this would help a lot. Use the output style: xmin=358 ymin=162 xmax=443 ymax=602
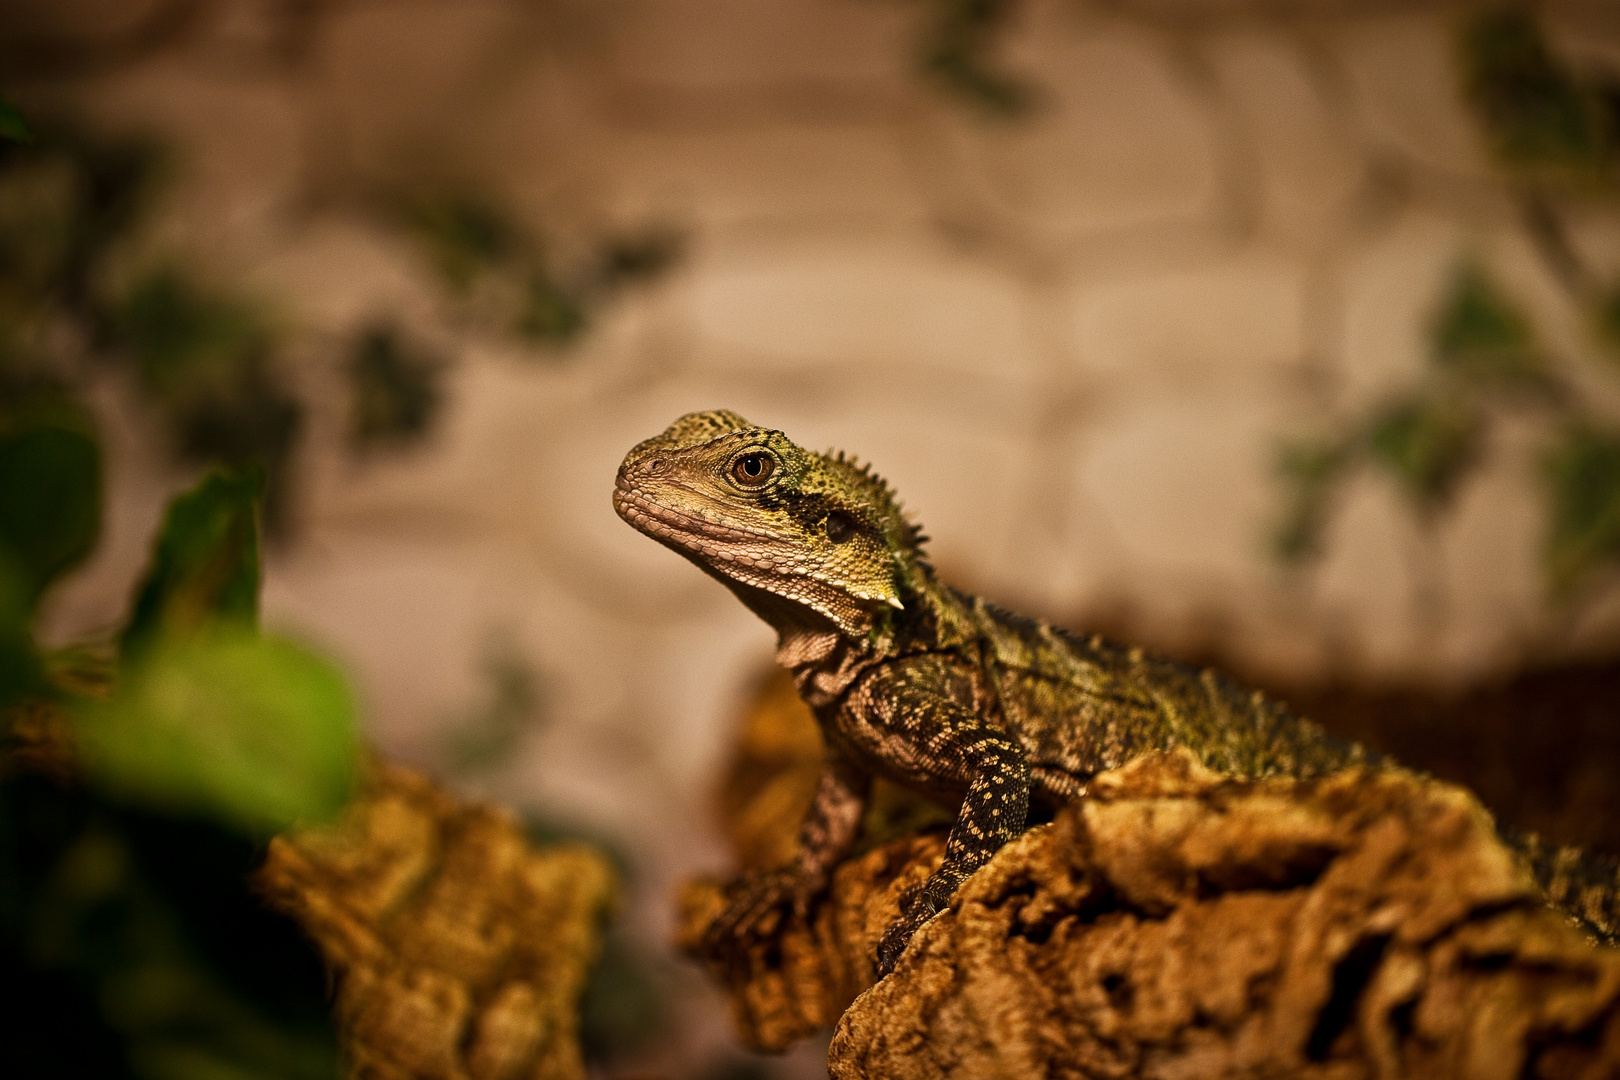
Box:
xmin=11 ymin=0 xmax=1620 ymax=1067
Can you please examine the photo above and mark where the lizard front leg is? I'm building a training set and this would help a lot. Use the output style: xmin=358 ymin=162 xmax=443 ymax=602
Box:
xmin=845 ymin=660 xmax=1031 ymax=974
xmin=700 ymin=751 xmax=870 ymax=957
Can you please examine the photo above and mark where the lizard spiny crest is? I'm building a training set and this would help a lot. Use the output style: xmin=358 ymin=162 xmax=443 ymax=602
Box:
xmin=614 ymin=410 xmax=929 ymax=637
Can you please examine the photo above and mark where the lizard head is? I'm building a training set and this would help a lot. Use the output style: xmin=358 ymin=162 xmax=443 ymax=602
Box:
xmin=614 ymin=410 xmax=927 ymax=638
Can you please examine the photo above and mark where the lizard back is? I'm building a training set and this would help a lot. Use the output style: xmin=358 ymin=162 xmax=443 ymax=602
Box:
xmin=957 ymin=592 xmax=1374 ymax=796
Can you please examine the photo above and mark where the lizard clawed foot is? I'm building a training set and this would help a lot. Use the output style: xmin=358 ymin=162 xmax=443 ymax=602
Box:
xmin=697 ymin=866 xmax=818 ymax=969
xmin=875 ymin=872 xmax=961 ymax=975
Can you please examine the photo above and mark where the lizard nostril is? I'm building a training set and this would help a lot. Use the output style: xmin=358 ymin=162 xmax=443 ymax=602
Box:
xmin=646 ymin=458 xmax=667 ymax=476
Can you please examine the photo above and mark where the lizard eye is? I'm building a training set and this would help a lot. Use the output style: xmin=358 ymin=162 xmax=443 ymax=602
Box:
xmin=731 ymin=451 xmax=775 ymax=487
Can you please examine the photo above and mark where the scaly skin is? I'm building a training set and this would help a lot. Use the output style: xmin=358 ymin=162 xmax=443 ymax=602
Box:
xmin=614 ymin=410 xmax=1617 ymax=974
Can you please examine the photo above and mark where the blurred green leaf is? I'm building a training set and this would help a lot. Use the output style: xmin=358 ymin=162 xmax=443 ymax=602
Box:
xmin=0 ymin=386 xmax=99 ymax=709
xmin=0 ymin=555 xmax=42 ymax=709
xmin=1541 ymin=424 xmax=1620 ymax=597
xmin=400 ymin=192 xmax=516 ymax=292
xmin=0 ymin=97 xmax=33 ymax=145
xmin=515 ymin=272 xmax=587 ymax=346
xmin=72 ymin=138 xmax=163 ymax=306
xmin=168 ymin=368 xmax=301 ymax=488
xmin=1366 ymin=395 xmax=1483 ymax=516
xmin=1458 ymin=6 xmax=1609 ymax=177
xmin=122 ymin=467 xmax=263 ymax=659
xmin=1431 ymin=262 xmax=1550 ymax=390
xmin=919 ymin=0 xmax=1032 ymax=116
xmin=112 ymin=269 xmax=271 ymax=401
xmin=76 ymin=628 xmax=358 ymax=837
xmin=347 ymin=325 xmax=444 ymax=448
xmin=1271 ymin=438 xmax=1348 ymax=563
xmin=593 ymin=228 xmax=683 ymax=294
xmin=0 ymin=156 xmax=78 ymax=308
xmin=579 ymin=927 xmax=668 ymax=1068
xmin=0 ymin=124 xmax=167 ymax=315
xmin=1597 ymin=283 xmax=1620 ymax=359
xmin=107 ymin=271 xmax=298 ymax=526
xmin=443 ymin=633 xmax=543 ymax=776
xmin=2 ymin=785 xmax=341 ymax=1080
xmin=0 ymin=423 xmax=101 ymax=607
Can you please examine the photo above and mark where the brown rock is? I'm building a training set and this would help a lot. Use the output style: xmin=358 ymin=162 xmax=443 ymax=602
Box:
xmin=258 ymin=759 xmax=617 ymax=1080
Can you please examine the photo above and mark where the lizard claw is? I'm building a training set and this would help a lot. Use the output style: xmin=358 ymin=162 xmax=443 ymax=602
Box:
xmin=695 ymin=866 xmax=816 ymax=969
xmin=875 ymin=904 xmax=936 ymax=974
xmin=875 ymin=872 xmax=961 ymax=975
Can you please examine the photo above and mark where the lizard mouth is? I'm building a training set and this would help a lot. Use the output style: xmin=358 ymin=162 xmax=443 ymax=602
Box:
xmin=613 ymin=478 xmax=799 ymax=570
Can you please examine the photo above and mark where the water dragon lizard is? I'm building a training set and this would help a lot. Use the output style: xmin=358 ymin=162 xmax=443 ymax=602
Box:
xmin=613 ymin=409 xmax=1620 ymax=974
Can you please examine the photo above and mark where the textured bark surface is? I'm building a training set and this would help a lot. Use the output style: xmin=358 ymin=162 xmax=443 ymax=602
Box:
xmin=684 ymin=673 xmax=1620 ymax=1077
xmin=831 ymin=752 xmax=1620 ymax=1079
xmin=258 ymin=760 xmax=617 ymax=1080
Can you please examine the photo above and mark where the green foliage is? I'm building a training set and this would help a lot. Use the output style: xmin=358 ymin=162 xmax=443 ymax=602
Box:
xmin=394 ymin=187 xmax=681 ymax=355
xmin=1458 ymin=6 xmax=1613 ymax=179
xmin=0 ymin=96 xmax=33 ymax=144
xmin=108 ymin=270 xmax=301 ymax=508
xmin=511 ymin=227 xmax=680 ymax=346
xmin=122 ymin=466 xmax=263 ymax=658
xmin=347 ymin=325 xmax=444 ymax=448
xmin=0 ymin=365 xmax=346 ymax=1076
xmin=0 ymin=385 xmax=101 ymax=707
xmin=401 ymin=191 xmax=515 ymax=293
xmin=1432 ymin=262 xmax=1549 ymax=390
xmin=0 ymin=421 xmax=100 ymax=607
xmin=917 ymin=0 xmax=1031 ymax=116
xmin=1597 ymin=284 xmax=1620 ymax=358
xmin=1268 ymin=258 xmax=1590 ymax=587
xmin=1271 ymin=439 xmax=1348 ymax=564
xmin=0 ymin=123 xmax=305 ymax=521
xmin=1366 ymin=396 xmax=1483 ymax=516
xmin=76 ymin=628 xmax=358 ymax=837
xmin=1272 ymin=250 xmax=1620 ymax=598
xmin=96 ymin=465 xmax=358 ymax=836
xmin=1 ymin=775 xmax=340 ymax=1080
xmin=0 ymin=558 xmax=39 ymax=709
xmin=114 ymin=268 xmax=271 ymax=399
xmin=516 ymin=271 xmax=587 ymax=345
xmin=578 ymin=928 xmax=669 ymax=1068
xmin=0 ymin=124 xmax=163 ymax=316
xmin=1541 ymin=425 xmax=1620 ymax=597
xmin=442 ymin=633 xmax=543 ymax=776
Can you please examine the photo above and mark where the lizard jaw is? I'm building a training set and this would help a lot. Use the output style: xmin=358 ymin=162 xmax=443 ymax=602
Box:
xmin=613 ymin=477 xmax=886 ymax=637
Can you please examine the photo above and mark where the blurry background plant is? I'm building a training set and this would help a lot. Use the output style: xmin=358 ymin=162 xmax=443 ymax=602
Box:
xmin=1272 ymin=5 xmax=1620 ymax=623
xmin=394 ymin=188 xmax=682 ymax=350
xmin=0 ymin=117 xmax=681 ymax=533
xmin=0 ymin=100 xmax=358 ymax=1077
xmin=1 ymin=410 xmax=360 ymax=1076
xmin=913 ymin=0 xmax=1032 ymax=116
xmin=0 ymin=59 xmax=700 ymax=1076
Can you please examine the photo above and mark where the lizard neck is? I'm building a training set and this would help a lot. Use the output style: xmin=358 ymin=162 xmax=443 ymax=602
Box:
xmin=768 ymin=563 xmax=982 ymax=710
xmin=718 ymin=575 xmax=892 ymax=709
xmin=776 ymin=621 xmax=873 ymax=710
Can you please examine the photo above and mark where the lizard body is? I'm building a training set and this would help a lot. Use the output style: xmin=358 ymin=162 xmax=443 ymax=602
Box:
xmin=614 ymin=409 xmax=1612 ymax=973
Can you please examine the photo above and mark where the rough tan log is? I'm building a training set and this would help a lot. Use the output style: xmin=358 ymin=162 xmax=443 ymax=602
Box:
xmin=257 ymin=760 xmax=617 ymax=1080
xmin=683 ymin=673 xmax=1620 ymax=1077
xmin=830 ymin=752 xmax=1620 ymax=1079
